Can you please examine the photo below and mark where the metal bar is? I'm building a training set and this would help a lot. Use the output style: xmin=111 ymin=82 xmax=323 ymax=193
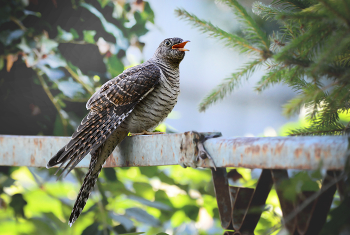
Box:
xmin=211 ymin=168 xmax=233 ymax=230
xmin=239 ymin=169 xmax=274 ymax=233
xmin=0 ymin=134 xmax=348 ymax=169
xmin=270 ymin=170 xmax=298 ymax=234
xmin=303 ymin=170 xmax=337 ymax=235
xmin=203 ymin=136 xmax=348 ymax=170
xmin=231 ymin=187 xmax=254 ymax=230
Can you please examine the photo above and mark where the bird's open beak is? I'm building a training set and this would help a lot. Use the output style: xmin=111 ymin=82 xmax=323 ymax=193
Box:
xmin=172 ymin=40 xmax=190 ymax=51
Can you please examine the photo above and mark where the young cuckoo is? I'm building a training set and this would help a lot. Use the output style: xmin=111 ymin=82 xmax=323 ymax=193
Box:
xmin=46 ymin=37 xmax=189 ymax=226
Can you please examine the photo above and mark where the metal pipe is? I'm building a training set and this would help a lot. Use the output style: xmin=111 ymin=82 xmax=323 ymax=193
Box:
xmin=0 ymin=133 xmax=347 ymax=170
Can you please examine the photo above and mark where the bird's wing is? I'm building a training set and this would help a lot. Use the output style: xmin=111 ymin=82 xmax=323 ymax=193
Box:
xmin=47 ymin=62 xmax=161 ymax=177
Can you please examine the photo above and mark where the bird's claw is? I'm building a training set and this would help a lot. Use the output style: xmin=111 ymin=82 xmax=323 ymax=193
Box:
xmin=193 ymin=132 xmax=219 ymax=171
xmin=130 ymin=131 xmax=165 ymax=136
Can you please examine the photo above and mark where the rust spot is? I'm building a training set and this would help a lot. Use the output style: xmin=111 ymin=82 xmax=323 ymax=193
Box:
xmin=314 ymin=148 xmax=321 ymax=159
xmin=126 ymin=160 xmax=130 ymax=166
xmin=294 ymin=148 xmax=302 ymax=158
xmin=244 ymin=145 xmax=260 ymax=155
xmin=161 ymin=148 xmax=163 ymax=156
xmin=30 ymin=154 xmax=35 ymax=165
xmin=262 ymin=144 xmax=268 ymax=154
xmin=105 ymin=155 xmax=117 ymax=167
xmin=142 ymin=156 xmax=144 ymax=160
xmin=275 ymin=143 xmax=284 ymax=154
xmin=323 ymin=147 xmax=330 ymax=158
xmin=173 ymin=152 xmax=175 ymax=159
xmin=306 ymin=152 xmax=310 ymax=161
xmin=0 ymin=136 xmax=4 ymax=144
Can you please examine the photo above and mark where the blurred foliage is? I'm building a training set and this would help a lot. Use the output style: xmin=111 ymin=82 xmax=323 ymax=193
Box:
xmin=0 ymin=0 xmax=224 ymax=234
xmin=176 ymin=0 xmax=350 ymax=234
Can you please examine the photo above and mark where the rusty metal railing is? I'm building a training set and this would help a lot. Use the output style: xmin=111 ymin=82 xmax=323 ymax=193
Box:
xmin=0 ymin=132 xmax=348 ymax=234
xmin=0 ymin=132 xmax=347 ymax=169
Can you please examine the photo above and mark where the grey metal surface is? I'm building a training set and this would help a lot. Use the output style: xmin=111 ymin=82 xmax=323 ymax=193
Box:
xmin=0 ymin=133 xmax=348 ymax=169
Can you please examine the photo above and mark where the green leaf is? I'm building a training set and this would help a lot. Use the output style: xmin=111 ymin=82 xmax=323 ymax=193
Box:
xmin=119 ymin=233 xmax=145 ymax=235
xmin=0 ymin=57 xmax=4 ymax=70
xmin=107 ymin=55 xmax=124 ymax=77
xmin=81 ymin=3 xmax=128 ymax=49
xmin=29 ymin=217 xmax=57 ymax=235
xmin=143 ymin=2 xmax=155 ymax=24
xmin=98 ymin=0 xmax=110 ymax=8
xmin=125 ymin=208 xmax=160 ymax=226
xmin=37 ymin=54 xmax=67 ymax=68
xmin=38 ymin=65 xmax=65 ymax=81
xmin=127 ymin=195 xmax=172 ymax=211
xmin=9 ymin=193 xmax=27 ymax=218
xmin=133 ymin=182 xmax=153 ymax=198
xmin=5 ymin=29 xmax=25 ymax=45
xmin=70 ymin=28 xmax=79 ymax=39
xmin=83 ymin=30 xmax=96 ymax=43
xmin=17 ymin=38 xmax=32 ymax=54
xmin=139 ymin=166 xmax=158 ymax=178
xmin=40 ymin=37 xmax=58 ymax=54
xmin=57 ymin=26 xmax=74 ymax=41
xmin=23 ymin=9 xmax=41 ymax=17
xmin=182 ymin=205 xmax=199 ymax=221
xmin=103 ymin=168 xmax=117 ymax=182
xmin=57 ymin=78 xmax=85 ymax=98
xmin=109 ymin=212 xmax=134 ymax=231
xmin=81 ymin=223 xmax=100 ymax=235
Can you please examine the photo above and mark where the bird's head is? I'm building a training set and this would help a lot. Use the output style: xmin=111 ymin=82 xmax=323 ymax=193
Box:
xmin=153 ymin=37 xmax=189 ymax=65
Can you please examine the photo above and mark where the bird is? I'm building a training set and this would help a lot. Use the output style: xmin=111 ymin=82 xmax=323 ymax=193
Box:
xmin=46 ymin=37 xmax=189 ymax=226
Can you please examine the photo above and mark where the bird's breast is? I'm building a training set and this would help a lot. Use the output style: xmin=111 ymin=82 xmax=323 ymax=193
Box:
xmin=123 ymin=70 xmax=180 ymax=133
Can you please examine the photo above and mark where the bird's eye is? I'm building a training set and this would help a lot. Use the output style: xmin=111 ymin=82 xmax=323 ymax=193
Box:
xmin=165 ymin=41 xmax=171 ymax=46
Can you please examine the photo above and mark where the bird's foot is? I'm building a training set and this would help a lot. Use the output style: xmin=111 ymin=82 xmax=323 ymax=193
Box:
xmin=130 ymin=131 xmax=165 ymax=136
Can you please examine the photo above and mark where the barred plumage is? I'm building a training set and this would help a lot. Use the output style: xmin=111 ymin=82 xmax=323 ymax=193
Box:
xmin=46 ymin=37 xmax=189 ymax=226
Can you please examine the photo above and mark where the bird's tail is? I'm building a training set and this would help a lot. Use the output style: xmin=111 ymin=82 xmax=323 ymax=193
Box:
xmin=68 ymin=129 xmax=128 ymax=226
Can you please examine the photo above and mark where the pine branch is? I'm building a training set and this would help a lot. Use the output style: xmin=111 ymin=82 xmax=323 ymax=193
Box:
xmin=220 ymin=0 xmax=270 ymax=50
xmin=336 ymin=53 xmax=350 ymax=67
xmin=319 ymin=0 xmax=350 ymax=26
xmin=175 ymin=9 xmax=262 ymax=54
xmin=255 ymin=66 xmax=285 ymax=92
xmin=288 ymin=122 xmax=345 ymax=136
xmin=271 ymin=0 xmax=312 ymax=10
xmin=199 ymin=59 xmax=262 ymax=112
xmin=252 ymin=2 xmax=285 ymax=21
xmin=274 ymin=24 xmax=327 ymax=61
xmin=308 ymin=31 xmax=350 ymax=76
xmin=276 ymin=11 xmax=328 ymax=21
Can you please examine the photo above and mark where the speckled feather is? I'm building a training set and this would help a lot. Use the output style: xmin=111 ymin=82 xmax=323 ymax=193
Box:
xmin=46 ymin=37 xmax=188 ymax=226
xmin=47 ymin=62 xmax=160 ymax=176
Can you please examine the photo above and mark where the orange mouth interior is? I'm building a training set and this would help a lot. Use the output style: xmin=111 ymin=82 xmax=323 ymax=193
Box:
xmin=172 ymin=41 xmax=190 ymax=51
